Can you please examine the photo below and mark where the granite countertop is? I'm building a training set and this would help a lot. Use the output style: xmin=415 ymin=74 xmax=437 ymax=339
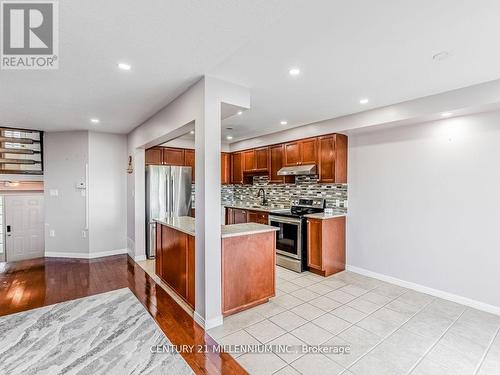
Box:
xmin=303 ymin=212 xmax=347 ymax=220
xmin=154 ymin=216 xmax=279 ymax=238
xmin=222 ymin=202 xmax=289 ymax=213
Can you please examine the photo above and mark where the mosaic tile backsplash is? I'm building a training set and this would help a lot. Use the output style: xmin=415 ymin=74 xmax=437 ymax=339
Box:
xmin=193 ymin=175 xmax=348 ymax=212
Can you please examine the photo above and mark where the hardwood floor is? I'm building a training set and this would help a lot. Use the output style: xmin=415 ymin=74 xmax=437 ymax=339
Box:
xmin=0 ymin=255 xmax=246 ymax=375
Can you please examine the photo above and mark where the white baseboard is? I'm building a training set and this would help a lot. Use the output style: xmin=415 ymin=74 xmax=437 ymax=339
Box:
xmin=346 ymin=265 xmax=500 ymax=316
xmin=45 ymin=248 xmax=128 ymax=260
xmin=195 ymin=312 xmax=223 ymax=330
xmin=134 ymin=254 xmax=146 ymax=261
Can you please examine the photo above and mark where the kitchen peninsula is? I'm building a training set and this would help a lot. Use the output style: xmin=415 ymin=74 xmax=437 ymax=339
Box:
xmin=154 ymin=216 xmax=278 ymax=316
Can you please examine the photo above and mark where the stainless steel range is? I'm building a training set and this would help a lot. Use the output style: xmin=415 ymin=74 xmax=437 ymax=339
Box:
xmin=269 ymin=197 xmax=325 ymax=272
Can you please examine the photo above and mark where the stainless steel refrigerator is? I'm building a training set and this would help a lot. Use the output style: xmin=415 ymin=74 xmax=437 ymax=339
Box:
xmin=146 ymin=165 xmax=192 ymax=259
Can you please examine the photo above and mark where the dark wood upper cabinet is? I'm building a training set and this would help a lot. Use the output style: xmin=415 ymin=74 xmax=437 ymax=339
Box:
xmin=231 ymin=152 xmax=243 ymax=184
xmin=283 ymin=138 xmax=318 ymax=166
xmin=221 ymin=152 xmax=231 ymax=185
xmin=184 ymin=149 xmax=195 ymax=182
xmin=255 ymin=147 xmax=269 ymax=170
xmin=318 ymin=134 xmax=347 ymax=183
xmin=301 ymin=138 xmax=318 ymax=165
xmin=243 ymin=150 xmax=255 ymax=171
xmin=163 ymin=148 xmax=185 ymax=166
xmin=269 ymin=144 xmax=284 ymax=183
xmin=145 ymin=147 xmax=163 ymax=165
xmin=145 ymin=133 xmax=346 ymax=184
xmin=283 ymin=141 xmax=301 ymax=166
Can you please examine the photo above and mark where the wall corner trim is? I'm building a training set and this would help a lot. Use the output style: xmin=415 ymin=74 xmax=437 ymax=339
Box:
xmin=346 ymin=265 xmax=500 ymax=316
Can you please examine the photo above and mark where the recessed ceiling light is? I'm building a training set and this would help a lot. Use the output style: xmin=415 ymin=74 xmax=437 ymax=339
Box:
xmin=441 ymin=112 xmax=453 ymax=117
xmin=226 ymin=135 xmax=233 ymax=140
xmin=189 ymin=130 xmax=195 ymax=135
xmin=90 ymin=118 xmax=100 ymax=124
xmin=237 ymin=111 xmax=243 ymax=115
xmin=280 ymin=120 xmax=288 ymax=125
xmin=359 ymin=98 xmax=369 ymax=105
xmin=118 ymin=63 xmax=131 ymax=71
xmin=432 ymin=51 xmax=450 ymax=61
xmin=289 ymin=68 xmax=300 ymax=76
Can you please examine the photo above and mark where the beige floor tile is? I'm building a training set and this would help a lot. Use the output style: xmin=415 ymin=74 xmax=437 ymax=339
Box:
xmin=290 ymin=276 xmax=318 ymax=288
xmin=245 ymin=319 xmax=287 ymax=344
xmin=478 ymin=343 xmax=500 ymax=375
xmin=383 ymin=328 xmax=436 ymax=355
xmin=325 ymin=290 xmax=357 ymax=304
xmin=251 ymin=301 xmax=286 ymax=318
xmin=347 ymin=298 xmax=380 ymax=314
xmin=290 ymin=353 xmax=345 ymax=375
xmin=208 ymin=309 xmax=265 ymax=339
xmin=312 ymin=313 xmax=352 ymax=334
xmin=403 ymin=311 xmax=454 ymax=340
xmin=268 ymin=333 xmax=307 ymax=363
xmin=216 ymin=329 xmax=260 ymax=357
xmin=308 ymin=296 xmax=342 ymax=311
xmin=396 ymin=290 xmax=434 ymax=309
xmin=273 ymin=294 xmax=304 ymax=309
xmin=424 ymin=342 xmax=479 ymax=374
xmin=290 ymin=322 xmax=333 ymax=346
xmin=306 ymin=282 xmax=334 ymax=295
xmin=269 ymin=311 xmax=308 ymax=332
xmin=331 ymin=305 xmax=367 ymax=324
xmin=349 ymin=351 xmax=404 ymax=375
xmin=337 ymin=325 xmax=382 ymax=349
xmin=338 ymin=284 xmax=370 ymax=297
xmin=356 ymin=315 xmax=400 ymax=338
xmin=370 ymin=306 xmax=413 ymax=325
xmin=319 ymin=278 xmax=347 ymax=290
xmin=411 ymin=357 xmax=454 ymax=375
xmin=385 ymin=299 xmax=421 ymax=315
xmin=372 ymin=283 xmax=407 ymax=299
xmin=290 ymin=303 xmax=326 ymax=321
xmin=323 ymin=336 xmax=368 ymax=368
xmin=438 ymin=328 xmax=489 ymax=364
xmin=272 ymin=365 xmax=301 ymax=375
xmin=421 ymin=298 xmax=466 ymax=320
xmin=289 ymin=288 xmax=321 ymax=302
xmin=238 ymin=352 xmax=287 ymax=375
xmin=357 ymin=291 xmax=392 ymax=306
xmin=277 ymin=280 xmax=303 ymax=293
xmin=369 ymin=338 xmax=423 ymax=372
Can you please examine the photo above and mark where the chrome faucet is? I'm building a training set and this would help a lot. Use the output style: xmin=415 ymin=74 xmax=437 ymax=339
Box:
xmin=257 ymin=188 xmax=268 ymax=206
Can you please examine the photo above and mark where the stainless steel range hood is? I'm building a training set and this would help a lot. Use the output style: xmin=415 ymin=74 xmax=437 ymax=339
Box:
xmin=277 ymin=164 xmax=317 ymax=176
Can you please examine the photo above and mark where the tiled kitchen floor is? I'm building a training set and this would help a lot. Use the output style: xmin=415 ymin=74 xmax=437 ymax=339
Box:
xmin=207 ymin=267 xmax=500 ymax=375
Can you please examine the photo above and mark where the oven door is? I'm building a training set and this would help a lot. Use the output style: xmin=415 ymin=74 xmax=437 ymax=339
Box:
xmin=269 ymin=215 xmax=302 ymax=260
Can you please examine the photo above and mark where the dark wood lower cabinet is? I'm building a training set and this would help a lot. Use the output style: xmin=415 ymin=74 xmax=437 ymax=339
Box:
xmin=155 ymin=221 xmax=276 ymax=318
xmin=156 ymin=224 xmax=195 ymax=309
xmin=307 ymin=217 xmax=346 ymax=276
xmin=222 ymin=232 xmax=276 ymax=316
xmin=247 ymin=211 xmax=269 ymax=224
xmin=226 ymin=207 xmax=269 ymax=225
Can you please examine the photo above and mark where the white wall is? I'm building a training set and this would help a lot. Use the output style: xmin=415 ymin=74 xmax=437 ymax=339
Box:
xmin=44 ymin=131 xmax=89 ymax=255
xmin=347 ymin=111 xmax=500 ymax=310
xmin=88 ymin=132 xmax=127 ymax=254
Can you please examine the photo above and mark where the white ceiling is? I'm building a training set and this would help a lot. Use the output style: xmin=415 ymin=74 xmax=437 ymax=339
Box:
xmin=2 ymin=0 xmax=500 ymax=142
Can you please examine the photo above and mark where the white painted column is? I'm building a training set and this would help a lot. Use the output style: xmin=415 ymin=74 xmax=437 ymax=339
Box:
xmin=194 ymin=79 xmax=223 ymax=329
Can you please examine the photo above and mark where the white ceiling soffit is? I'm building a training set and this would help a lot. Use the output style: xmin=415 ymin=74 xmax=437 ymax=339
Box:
xmin=2 ymin=0 xmax=500 ymax=139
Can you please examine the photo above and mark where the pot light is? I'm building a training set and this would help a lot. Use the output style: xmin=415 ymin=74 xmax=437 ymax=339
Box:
xmin=118 ymin=63 xmax=131 ymax=71
xmin=280 ymin=120 xmax=288 ymax=125
xmin=289 ymin=68 xmax=300 ymax=76
xmin=90 ymin=118 xmax=100 ymax=124
xmin=226 ymin=135 xmax=233 ymax=140
xmin=441 ymin=112 xmax=453 ymax=117
xmin=189 ymin=130 xmax=195 ymax=135
xmin=237 ymin=111 xmax=243 ymax=115
xmin=359 ymin=98 xmax=369 ymax=105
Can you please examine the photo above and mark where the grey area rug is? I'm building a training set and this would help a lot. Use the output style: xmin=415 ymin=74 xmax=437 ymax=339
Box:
xmin=0 ymin=288 xmax=194 ymax=375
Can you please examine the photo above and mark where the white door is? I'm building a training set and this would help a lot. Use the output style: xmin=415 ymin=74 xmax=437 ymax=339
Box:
xmin=4 ymin=195 xmax=44 ymax=262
